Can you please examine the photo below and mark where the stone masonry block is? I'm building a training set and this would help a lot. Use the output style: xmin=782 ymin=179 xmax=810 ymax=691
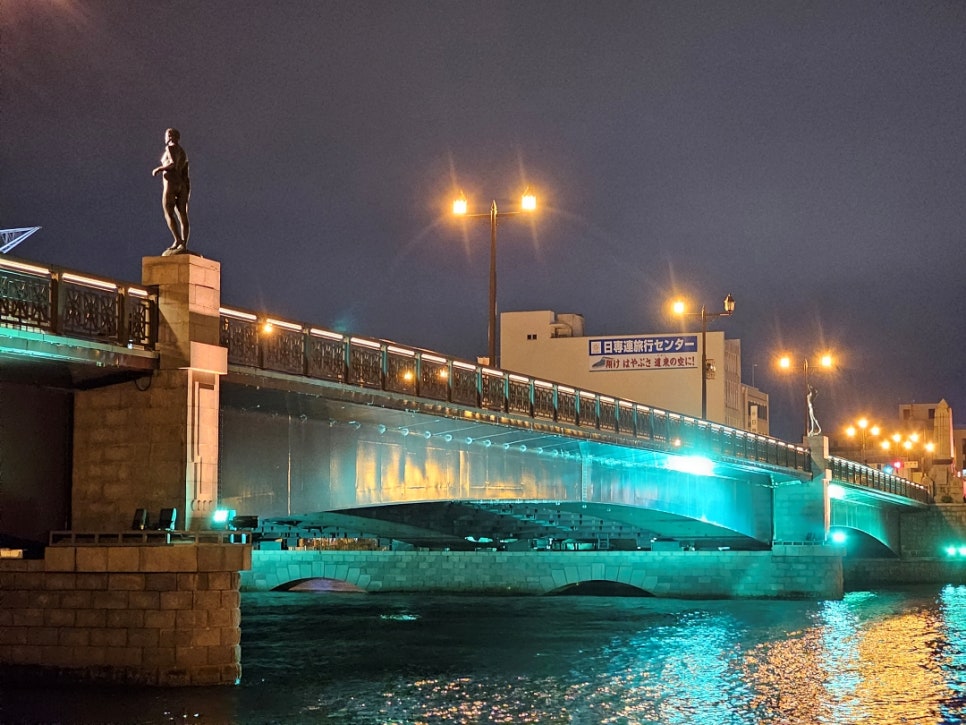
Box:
xmin=142 ymin=646 xmax=177 ymax=668
xmin=92 ymin=591 xmax=131 ymax=609
xmin=108 ymin=573 xmax=146 ymax=591
xmin=145 ymin=572 xmax=179 ymax=591
xmin=129 ymin=591 xmax=161 ymax=610
xmin=107 ymin=547 xmax=142 ymax=572
xmin=75 ymin=573 xmax=109 ymax=590
xmin=44 ymin=609 xmax=76 ymax=627
xmin=26 ymin=628 xmax=60 ymax=647
xmin=107 ymin=609 xmax=145 ymax=629
xmin=75 ymin=609 xmax=107 ymax=628
xmin=13 ymin=610 xmax=44 ymax=627
xmin=175 ymin=608 xmax=202 ymax=629
xmin=160 ymin=590 xmax=194 ymax=610
xmin=144 ymin=610 xmax=177 ymax=630
xmin=75 ymin=548 xmax=109 ymax=572
xmin=59 ymin=629 xmax=91 ymax=647
xmin=128 ymin=629 xmax=160 ymax=649
xmin=175 ymin=645 xmax=209 ymax=667
xmin=192 ymin=628 xmax=221 ymax=648
xmin=141 ymin=546 xmax=198 ymax=573
xmin=176 ymin=573 xmax=200 ymax=590
xmin=44 ymin=547 xmax=76 ymax=572
xmin=103 ymin=646 xmax=142 ymax=667
xmin=205 ymin=571 xmax=232 ymax=590
xmin=193 ymin=590 xmax=222 ymax=610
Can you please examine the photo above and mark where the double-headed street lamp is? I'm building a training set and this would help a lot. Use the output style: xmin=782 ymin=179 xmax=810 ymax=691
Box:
xmin=845 ymin=417 xmax=881 ymax=461
xmin=778 ymin=352 xmax=834 ymax=437
xmin=453 ymin=189 xmax=537 ymax=366
xmin=672 ymin=294 xmax=736 ymax=420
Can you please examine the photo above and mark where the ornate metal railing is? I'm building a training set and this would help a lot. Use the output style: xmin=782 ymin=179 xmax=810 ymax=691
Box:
xmin=219 ymin=307 xmax=813 ymax=474
xmin=0 ymin=257 xmax=157 ymax=348
xmin=829 ymin=456 xmax=932 ymax=505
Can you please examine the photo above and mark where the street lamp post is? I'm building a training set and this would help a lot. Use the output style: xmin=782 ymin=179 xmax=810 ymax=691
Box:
xmin=845 ymin=418 xmax=881 ymax=462
xmin=672 ymin=294 xmax=736 ymax=419
xmin=453 ymin=190 xmax=537 ymax=366
xmin=778 ymin=352 xmax=833 ymax=438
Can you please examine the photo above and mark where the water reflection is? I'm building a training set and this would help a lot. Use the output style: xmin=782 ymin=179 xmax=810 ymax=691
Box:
xmin=5 ymin=588 xmax=966 ymax=724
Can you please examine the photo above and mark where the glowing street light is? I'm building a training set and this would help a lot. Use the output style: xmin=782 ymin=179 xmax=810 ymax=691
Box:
xmin=453 ymin=188 xmax=537 ymax=366
xmin=845 ymin=417 xmax=882 ymax=461
xmin=672 ymin=294 xmax=736 ymax=419
xmin=777 ymin=351 xmax=834 ymax=438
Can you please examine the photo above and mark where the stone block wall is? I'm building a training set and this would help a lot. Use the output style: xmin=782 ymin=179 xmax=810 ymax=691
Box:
xmin=244 ymin=546 xmax=843 ymax=599
xmin=72 ymin=372 xmax=191 ymax=532
xmin=0 ymin=543 xmax=250 ymax=686
xmin=900 ymin=504 xmax=966 ymax=558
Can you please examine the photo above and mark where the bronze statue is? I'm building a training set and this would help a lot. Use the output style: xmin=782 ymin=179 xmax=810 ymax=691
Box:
xmin=152 ymin=128 xmax=190 ymax=255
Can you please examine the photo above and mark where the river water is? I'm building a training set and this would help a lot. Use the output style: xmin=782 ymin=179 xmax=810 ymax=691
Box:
xmin=3 ymin=585 xmax=966 ymax=724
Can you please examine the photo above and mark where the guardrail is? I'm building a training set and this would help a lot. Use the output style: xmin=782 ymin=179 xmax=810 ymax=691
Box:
xmin=0 ymin=255 xmax=157 ymax=349
xmin=219 ymin=306 xmax=813 ymax=474
xmin=48 ymin=530 xmax=251 ymax=546
xmin=829 ymin=456 xmax=933 ymax=505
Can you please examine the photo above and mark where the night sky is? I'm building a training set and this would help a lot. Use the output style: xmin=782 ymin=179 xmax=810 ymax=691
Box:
xmin=3 ymin=1 xmax=965 ymax=442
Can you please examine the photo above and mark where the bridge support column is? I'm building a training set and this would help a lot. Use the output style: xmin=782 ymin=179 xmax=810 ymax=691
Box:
xmin=773 ymin=434 xmax=831 ymax=545
xmin=70 ymin=255 xmax=226 ymax=532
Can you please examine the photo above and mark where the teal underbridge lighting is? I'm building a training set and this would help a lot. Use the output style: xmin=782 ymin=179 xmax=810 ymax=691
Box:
xmin=828 ymin=483 xmax=846 ymax=500
xmin=211 ymin=508 xmax=236 ymax=529
xmin=666 ymin=455 xmax=714 ymax=476
xmin=945 ymin=544 xmax=966 ymax=557
xmin=830 ymin=530 xmax=847 ymax=545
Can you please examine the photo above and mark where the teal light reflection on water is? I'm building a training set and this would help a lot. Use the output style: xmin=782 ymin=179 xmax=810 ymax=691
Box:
xmin=7 ymin=588 xmax=966 ymax=724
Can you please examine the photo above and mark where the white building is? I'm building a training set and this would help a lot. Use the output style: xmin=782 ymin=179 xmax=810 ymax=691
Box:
xmin=499 ymin=310 xmax=767 ymax=434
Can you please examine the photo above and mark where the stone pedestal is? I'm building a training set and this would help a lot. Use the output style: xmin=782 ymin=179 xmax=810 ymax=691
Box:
xmin=71 ymin=254 xmax=226 ymax=531
xmin=772 ymin=434 xmax=831 ymax=545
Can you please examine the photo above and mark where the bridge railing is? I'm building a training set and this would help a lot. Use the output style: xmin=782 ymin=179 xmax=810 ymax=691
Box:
xmin=219 ymin=307 xmax=812 ymax=474
xmin=0 ymin=256 xmax=157 ymax=348
xmin=828 ymin=455 xmax=933 ymax=504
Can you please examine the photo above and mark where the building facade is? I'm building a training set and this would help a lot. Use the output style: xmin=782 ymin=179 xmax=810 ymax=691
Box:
xmin=499 ymin=310 xmax=767 ymax=434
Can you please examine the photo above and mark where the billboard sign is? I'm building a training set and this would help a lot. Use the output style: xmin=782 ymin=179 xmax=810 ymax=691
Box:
xmin=588 ymin=335 xmax=698 ymax=372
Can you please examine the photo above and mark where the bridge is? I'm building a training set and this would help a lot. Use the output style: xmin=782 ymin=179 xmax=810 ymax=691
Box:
xmin=0 ymin=251 xmax=932 ymax=570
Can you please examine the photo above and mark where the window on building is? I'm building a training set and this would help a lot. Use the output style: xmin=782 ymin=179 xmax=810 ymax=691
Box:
xmin=929 ymin=408 xmax=936 ymax=419
xmin=748 ymin=402 xmax=767 ymax=421
xmin=527 ymin=333 xmax=538 ymax=340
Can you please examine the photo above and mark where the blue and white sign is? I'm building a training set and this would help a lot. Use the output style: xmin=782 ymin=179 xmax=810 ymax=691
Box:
xmin=588 ymin=335 xmax=698 ymax=372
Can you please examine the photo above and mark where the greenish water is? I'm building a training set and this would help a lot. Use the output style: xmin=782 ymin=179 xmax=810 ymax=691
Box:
xmin=3 ymin=586 xmax=966 ymax=723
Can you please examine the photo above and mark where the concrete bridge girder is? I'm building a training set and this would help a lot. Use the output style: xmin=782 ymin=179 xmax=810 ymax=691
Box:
xmin=219 ymin=380 xmax=778 ymax=549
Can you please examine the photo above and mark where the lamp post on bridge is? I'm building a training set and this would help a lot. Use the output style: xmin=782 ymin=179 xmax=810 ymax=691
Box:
xmin=672 ymin=294 xmax=736 ymax=420
xmin=452 ymin=189 xmax=537 ymax=366
xmin=778 ymin=352 xmax=834 ymax=438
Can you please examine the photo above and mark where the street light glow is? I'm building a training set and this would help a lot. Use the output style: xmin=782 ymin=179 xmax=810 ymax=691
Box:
xmin=668 ymin=293 xmax=736 ymax=419
xmin=450 ymin=188 xmax=541 ymax=366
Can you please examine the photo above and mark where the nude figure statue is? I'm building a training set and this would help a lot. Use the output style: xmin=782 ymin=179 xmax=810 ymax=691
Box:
xmin=807 ymin=384 xmax=821 ymax=436
xmin=152 ymin=128 xmax=190 ymax=255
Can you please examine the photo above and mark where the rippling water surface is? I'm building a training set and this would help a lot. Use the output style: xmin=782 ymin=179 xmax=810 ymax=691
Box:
xmin=4 ymin=585 xmax=966 ymax=724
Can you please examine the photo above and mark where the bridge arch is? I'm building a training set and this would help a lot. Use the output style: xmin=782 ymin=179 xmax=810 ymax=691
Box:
xmin=275 ymin=578 xmax=367 ymax=593
xmin=547 ymin=580 xmax=654 ymax=597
